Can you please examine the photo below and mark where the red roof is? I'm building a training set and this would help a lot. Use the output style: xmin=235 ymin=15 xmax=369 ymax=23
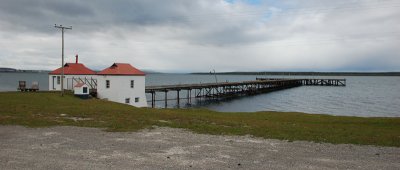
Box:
xmin=97 ymin=63 xmax=145 ymax=76
xmin=74 ymin=83 xmax=86 ymax=87
xmin=49 ymin=63 xmax=96 ymax=75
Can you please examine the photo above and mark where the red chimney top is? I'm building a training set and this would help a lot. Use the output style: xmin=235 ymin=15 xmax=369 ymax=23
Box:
xmin=75 ymin=54 xmax=78 ymax=63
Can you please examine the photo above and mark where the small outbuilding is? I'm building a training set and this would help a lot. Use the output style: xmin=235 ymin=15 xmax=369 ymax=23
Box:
xmin=74 ymin=83 xmax=89 ymax=99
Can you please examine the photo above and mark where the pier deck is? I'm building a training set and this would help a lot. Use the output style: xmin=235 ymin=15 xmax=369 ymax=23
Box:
xmin=256 ymin=78 xmax=346 ymax=86
xmin=145 ymin=78 xmax=346 ymax=108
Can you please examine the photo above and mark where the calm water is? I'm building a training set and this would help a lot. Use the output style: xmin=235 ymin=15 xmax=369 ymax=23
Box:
xmin=1 ymin=72 xmax=399 ymax=117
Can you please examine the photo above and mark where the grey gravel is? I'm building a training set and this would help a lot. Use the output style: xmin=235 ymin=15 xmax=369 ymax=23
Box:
xmin=0 ymin=126 xmax=399 ymax=170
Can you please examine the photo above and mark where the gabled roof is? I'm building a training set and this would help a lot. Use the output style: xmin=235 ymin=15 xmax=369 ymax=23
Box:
xmin=97 ymin=63 xmax=145 ymax=76
xmin=74 ymin=82 xmax=87 ymax=87
xmin=49 ymin=63 xmax=96 ymax=75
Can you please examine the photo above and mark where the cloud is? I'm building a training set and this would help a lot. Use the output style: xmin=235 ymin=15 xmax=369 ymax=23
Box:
xmin=0 ymin=0 xmax=399 ymax=72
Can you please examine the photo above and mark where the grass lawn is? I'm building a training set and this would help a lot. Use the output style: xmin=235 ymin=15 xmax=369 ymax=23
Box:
xmin=1 ymin=92 xmax=399 ymax=147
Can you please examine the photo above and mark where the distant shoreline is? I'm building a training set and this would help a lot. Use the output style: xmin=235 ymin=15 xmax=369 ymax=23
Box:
xmin=0 ymin=68 xmax=49 ymax=73
xmin=1 ymin=68 xmax=400 ymax=76
xmin=0 ymin=68 xmax=159 ymax=74
xmin=192 ymin=72 xmax=400 ymax=76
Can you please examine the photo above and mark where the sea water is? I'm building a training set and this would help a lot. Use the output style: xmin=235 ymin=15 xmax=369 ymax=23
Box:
xmin=1 ymin=72 xmax=399 ymax=117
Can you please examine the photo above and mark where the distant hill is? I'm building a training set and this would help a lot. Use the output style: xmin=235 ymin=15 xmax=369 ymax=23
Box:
xmin=0 ymin=67 xmax=17 ymax=72
xmin=191 ymin=71 xmax=400 ymax=76
xmin=0 ymin=68 xmax=49 ymax=73
xmin=141 ymin=69 xmax=163 ymax=74
xmin=1 ymin=67 xmax=155 ymax=74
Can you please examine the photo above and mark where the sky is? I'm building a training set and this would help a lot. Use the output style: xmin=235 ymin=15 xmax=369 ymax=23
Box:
xmin=0 ymin=0 xmax=399 ymax=72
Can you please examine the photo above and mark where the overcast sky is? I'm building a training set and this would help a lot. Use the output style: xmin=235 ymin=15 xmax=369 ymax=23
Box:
xmin=0 ymin=0 xmax=399 ymax=72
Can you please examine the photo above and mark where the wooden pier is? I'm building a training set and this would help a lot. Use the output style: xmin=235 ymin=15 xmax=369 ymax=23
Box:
xmin=145 ymin=78 xmax=346 ymax=108
xmin=256 ymin=78 xmax=346 ymax=86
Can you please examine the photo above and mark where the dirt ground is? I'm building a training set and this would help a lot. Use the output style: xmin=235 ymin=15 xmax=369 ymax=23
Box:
xmin=0 ymin=126 xmax=399 ymax=170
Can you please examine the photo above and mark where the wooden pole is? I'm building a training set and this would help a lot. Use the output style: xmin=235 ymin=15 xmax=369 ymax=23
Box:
xmin=61 ymin=28 xmax=64 ymax=96
xmin=54 ymin=24 xmax=72 ymax=96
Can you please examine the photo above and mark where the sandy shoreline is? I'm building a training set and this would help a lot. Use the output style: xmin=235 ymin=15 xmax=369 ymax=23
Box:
xmin=1 ymin=125 xmax=399 ymax=169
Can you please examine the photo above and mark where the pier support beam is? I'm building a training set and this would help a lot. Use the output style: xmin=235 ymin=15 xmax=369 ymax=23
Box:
xmin=151 ymin=92 xmax=155 ymax=108
xmin=164 ymin=91 xmax=168 ymax=108
xmin=177 ymin=90 xmax=180 ymax=108
xmin=187 ymin=89 xmax=191 ymax=104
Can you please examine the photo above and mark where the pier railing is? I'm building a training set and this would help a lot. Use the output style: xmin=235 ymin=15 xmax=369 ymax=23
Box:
xmin=256 ymin=78 xmax=346 ymax=86
xmin=66 ymin=77 xmax=98 ymax=90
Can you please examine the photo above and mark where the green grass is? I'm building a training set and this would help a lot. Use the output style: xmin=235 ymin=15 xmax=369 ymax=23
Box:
xmin=1 ymin=92 xmax=400 ymax=147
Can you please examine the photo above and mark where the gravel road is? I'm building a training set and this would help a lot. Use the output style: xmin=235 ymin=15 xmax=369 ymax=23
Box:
xmin=0 ymin=126 xmax=399 ymax=170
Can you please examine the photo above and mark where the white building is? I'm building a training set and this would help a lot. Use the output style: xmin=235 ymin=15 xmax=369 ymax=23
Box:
xmin=73 ymin=83 xmax=90 ymax=99
xmin=49 ymin=56 xmax=147 ymax=107
xmin=74 ymin=83 xmax=89 ymax=95
xmin=96 ymin=63 xmax=147 ymax=107
xmin=48 ymin=56 xmax=96 ymax=91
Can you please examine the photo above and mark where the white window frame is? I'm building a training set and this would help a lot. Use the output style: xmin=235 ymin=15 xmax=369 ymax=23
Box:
xmin=57 ymin=76 xmax=61 ymax=85
xmin=83 ymin=87 xmax=88 ymax=94
xmin=106 ymin=80 xmax=110 ymax=88
xmin=130 ymin=80 xmax=134 ymax=88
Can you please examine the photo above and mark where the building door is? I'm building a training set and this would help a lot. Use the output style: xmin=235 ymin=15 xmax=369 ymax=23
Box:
xmin=52 ymin=76 xmax=56 ymax=90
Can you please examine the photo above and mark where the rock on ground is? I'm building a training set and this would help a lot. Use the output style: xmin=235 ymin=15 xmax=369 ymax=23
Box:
xmin=0 ymin=126 xmax=399 ymax=170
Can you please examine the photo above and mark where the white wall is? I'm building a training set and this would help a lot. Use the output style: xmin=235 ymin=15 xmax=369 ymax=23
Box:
xmin=96 ymin=75 xmax=147 ymax=107
xmin=74 ymin=85 xmax=89 ymax=95
xmin=48 ymin=75 xmax=60 ymax=91
xmin=48 ymin=75 xmax=97 ymax=91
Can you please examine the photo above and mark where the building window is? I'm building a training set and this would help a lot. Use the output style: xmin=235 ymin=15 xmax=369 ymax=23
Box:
xmin=106 ymin=80 xmax=110 ymax=88
xmin=130 ymin=80 xmax=134 ymax=88
xmin=57 ymin=76 xmax=60 ymax=84
xmin=125 ymin=98 xmax=130 ymax=104
xmin=135 ymin=97 xmax=139 ymax=103
xmin=83 ymin=87 xmax=88 ymax=94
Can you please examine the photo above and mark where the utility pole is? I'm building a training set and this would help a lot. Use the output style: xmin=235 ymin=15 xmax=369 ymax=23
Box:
xmin=54 ymin=24 xmax=72 ymax=96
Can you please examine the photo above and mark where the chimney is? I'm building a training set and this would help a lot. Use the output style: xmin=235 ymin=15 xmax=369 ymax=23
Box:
xmin=75 ymin=54 xmax=78 ymax=63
